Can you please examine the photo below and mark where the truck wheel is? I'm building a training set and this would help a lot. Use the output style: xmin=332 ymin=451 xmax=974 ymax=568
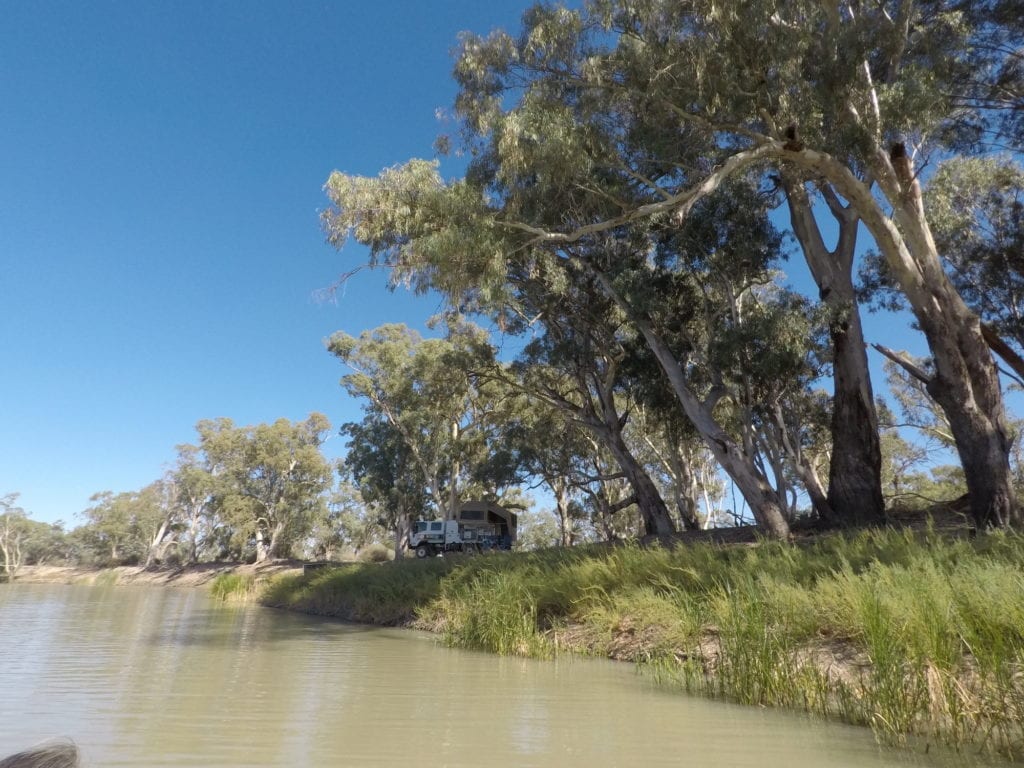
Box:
xmin=415 ymin=544 xmax=431 ymax=559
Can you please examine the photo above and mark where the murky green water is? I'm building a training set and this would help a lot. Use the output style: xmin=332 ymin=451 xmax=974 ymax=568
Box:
xmin=0 ymin=584 xmax=974 ymax=767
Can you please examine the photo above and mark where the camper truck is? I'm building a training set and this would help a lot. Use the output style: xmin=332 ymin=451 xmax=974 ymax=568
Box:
xmin=408 ymin=501 xmax=517 ymax=558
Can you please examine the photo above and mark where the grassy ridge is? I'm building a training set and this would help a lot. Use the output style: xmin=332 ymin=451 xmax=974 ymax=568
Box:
xmin=259 ymin=527 xmax=1024 ymax=757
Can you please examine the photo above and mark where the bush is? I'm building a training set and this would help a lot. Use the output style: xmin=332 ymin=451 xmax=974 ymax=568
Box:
xmin=359 ymin=543 xmax=392 ymax=563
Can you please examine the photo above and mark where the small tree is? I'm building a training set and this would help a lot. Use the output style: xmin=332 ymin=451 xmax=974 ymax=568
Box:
xmin=0 ymin=493 xmax=28 ymax=581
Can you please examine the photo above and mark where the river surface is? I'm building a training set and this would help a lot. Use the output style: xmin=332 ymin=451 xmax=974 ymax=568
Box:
xmin=0 ymin=584 xmax=974 ymax=767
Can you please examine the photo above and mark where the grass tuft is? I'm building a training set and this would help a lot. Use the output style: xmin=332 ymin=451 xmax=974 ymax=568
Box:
xmin=209 ymin=573 xmax=257 ymax=601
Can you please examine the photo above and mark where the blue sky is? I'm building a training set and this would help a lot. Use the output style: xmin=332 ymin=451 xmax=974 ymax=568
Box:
xmin=1 ymin=1 xmax=538 ymax=524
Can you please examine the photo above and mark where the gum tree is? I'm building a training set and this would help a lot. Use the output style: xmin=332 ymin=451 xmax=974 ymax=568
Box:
xmin=342 ymin=414 xmax=429 ymax=558
xmin=197 ymin=415 xmax=333 ymax=563
xmin=324 ymin=0 xmax=1020 ymax=529
xmin=329 ymin=321 xmax=512 ymax=521
xmin=0 ymin=493 xmax=27 ymax=580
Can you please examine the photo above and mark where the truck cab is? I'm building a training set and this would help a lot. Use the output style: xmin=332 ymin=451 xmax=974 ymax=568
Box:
xmin=409 ymin=519 xmax=463 ymax=558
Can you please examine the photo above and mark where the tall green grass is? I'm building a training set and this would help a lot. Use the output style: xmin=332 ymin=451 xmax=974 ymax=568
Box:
xmin=260 ymin=528 xmax=1024 ymax=758
xmin=209 ymin=573 xmax=257 ymax=601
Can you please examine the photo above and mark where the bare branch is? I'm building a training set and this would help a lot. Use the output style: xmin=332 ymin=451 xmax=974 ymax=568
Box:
xmin=981 ymin=323 xmax=1024 ymax=386
xmin=871 ymin=343 xmax=932 ymax=384
xmin=498 ymin=142 xmax=777 ymax=245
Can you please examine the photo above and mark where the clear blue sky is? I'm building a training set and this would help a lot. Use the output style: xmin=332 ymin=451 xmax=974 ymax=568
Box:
xmin=0 ymin=1 xmax=539 ymax=525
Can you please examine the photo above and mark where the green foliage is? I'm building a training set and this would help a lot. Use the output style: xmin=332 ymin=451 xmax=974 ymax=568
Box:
xmin=303 ymin=478 xmax=385 ymax=561
xmin=0 ymin=493 xmax=29 ymax=579
xmin=18 ymin=518 xmax=73 ymax=565
xmin=331 ymin=320 xmax=527 ymax=552
xmin=322 ymin=0 xmax=1024 ymax=536
xmin=76 ymin=488 xmax=164 ymax=565
xmin=514 ymin=508 xmax=562 ymax=551
xmin=197 ymin=414 xmax=334 ymax=563
xmin=927 ymin=156 xmax=1024 ymax=359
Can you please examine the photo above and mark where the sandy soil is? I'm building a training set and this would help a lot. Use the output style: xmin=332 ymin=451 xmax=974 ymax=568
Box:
xmin=13 ymin=560 xmax=305 ymax=588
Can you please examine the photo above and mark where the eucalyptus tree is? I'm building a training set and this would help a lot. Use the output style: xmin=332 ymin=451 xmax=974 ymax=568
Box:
xmin=515 ymin=508 xmax=563 ymax=550
xmin=135 ymin=480 xmax=181 ymax=567
xmin=0 ymin=493 xmax=27 ymax=580
xmin=505 ymin=266 xmax=677 ymax=536
xmin=331 ymin=315 xmax=528 ymax=520
xmin=952 ymin=0 xmax=1024 ymax=151
xmin=168 ymin=444 xmax=218 ymax=564
xmin=706 ymin=285 xmax=834 ymax=521
xmin=863 ymin=156 xmax=1024 ymax=383
xmin=508 ymin=389 xmax=622 ymax=543
xmin=82 ymin=479 xmax=186 ymax=567
xmin=305 ymin=477 xmax=383 ymax=560
xmin=196 ymin=414 xmax=333 ymax=563
xmin=880 ymin=358 xmax=956 ymax=450
xmin=79 ymin=490 xmax=153 ymax=563
xmin=16 ymin=519 xmax=71 ymax=566
xmin=328 ymin=0 xmax=1024 ymax=528
xmin=879 ymin=419 xmax=931 ymax=508
xmin=781 ymin=177 xmax=884 ymax=524
xmin=324 ymin=171 xmax=801 ymax=536
xmin=342 ymin=413 xmax=430 ymax=557
xmin=330 ymin=321 xmax=517 ymax=521
xmin=577 ymin=437 xmax=648 ymax=540
xmin=927 ymin=157 xmax=1024 ymax=382
xmin=452 ymin=1 xmax=1020 ymax=527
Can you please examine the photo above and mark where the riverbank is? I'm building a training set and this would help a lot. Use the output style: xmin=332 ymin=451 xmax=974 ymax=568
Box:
xmin=13 ymin=560 xmax=304 ymax=588
xmin=259 ymin=526 xmax=1024 ymax=759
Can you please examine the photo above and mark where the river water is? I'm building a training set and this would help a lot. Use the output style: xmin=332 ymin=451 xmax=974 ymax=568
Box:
xmin=0 ymin=584 xmax=971 ymax=767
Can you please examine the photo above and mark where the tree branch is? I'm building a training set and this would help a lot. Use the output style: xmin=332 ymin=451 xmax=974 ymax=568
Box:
xmin=498 ymin=142 xmax=777 ymax=244
xmin=981 ymin=322 xmax=1024 ymax=386
xmin=871 ymin=343 xmax=932 ymax=385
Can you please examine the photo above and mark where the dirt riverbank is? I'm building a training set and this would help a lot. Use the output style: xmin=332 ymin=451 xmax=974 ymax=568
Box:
xmin=13 ymin=561 xmax=305 ymax=588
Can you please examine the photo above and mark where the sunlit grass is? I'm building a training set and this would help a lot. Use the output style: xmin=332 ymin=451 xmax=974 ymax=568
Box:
xmin=260 ymin=528 xmax=1024 ymax=757
xmin=209 ymin=573 xmax=257 ymax=601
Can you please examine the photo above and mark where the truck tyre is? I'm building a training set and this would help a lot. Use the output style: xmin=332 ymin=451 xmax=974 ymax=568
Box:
xmin=415 ymin=544 xmax=432 ymax=559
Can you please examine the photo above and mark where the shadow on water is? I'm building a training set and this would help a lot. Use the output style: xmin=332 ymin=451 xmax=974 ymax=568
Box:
xmin=142 ymin=603 xmax=385 ymax=648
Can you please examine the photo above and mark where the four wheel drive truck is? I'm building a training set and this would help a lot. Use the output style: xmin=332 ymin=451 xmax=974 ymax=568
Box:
xmin=408 ymin=502 xmax=517 ymax=558
xmin=408 ymin=519 xmax=512 ymax=558
xmin=408 ymin=520 xmax=478 ymax=558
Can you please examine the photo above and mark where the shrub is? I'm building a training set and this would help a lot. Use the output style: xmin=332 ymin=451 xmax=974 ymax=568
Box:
xmin=359 ymin=543 xmax=392 ymax=563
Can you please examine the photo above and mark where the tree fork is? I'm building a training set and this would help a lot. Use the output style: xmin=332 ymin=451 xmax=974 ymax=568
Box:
xmin=779 ymin=143 xmax=1020 ymax=530
xmin=784 ymin=177 xmax=884 ymax=527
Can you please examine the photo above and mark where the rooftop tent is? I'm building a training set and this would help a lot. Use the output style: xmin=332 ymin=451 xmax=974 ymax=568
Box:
xmin=457 ymin=500 xmax=517 ymax=546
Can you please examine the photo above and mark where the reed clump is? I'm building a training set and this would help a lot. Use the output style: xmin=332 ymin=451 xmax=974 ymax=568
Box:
xmin=260 ymin=527 xmax=1024 ymax=758
xmin=209 ymin=572 xmax=258 ymax=601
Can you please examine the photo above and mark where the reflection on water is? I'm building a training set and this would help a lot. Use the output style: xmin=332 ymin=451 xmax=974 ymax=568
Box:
xmin=0 ymin=584 xmax=966 ymax=767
